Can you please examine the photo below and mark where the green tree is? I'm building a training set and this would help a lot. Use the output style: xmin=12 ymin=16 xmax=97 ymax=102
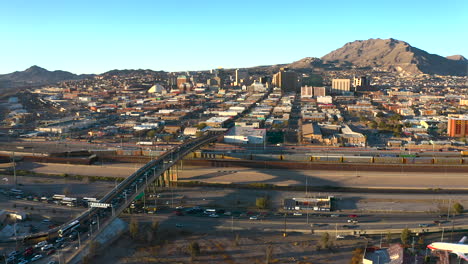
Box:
xmin=453 ymin=202 xmax=464 ymax=215
xmin=151 ymin=219 xmax=159 ymax=233
xmin=234 ymin=233 xmax=240 ymax=247
xmin=418 ymin=236 xmax=425 ymax=249
xmin=369 ymin=121 xmax=378 ymax=129
xmin=63 ymin=186 xmax=71 ymax=196
xmin=376 ymin=112 xmax=385 ymax=118
xmin=386 ymin=231 xmax=393 ymax=244
xmin=146 ymin=130 xmax=157 ymax=139
xmin=129 ymin=217 xmax=139 ymax=240
xmin=265 ymin=244 xmax=274 ymax=264
xmin=350 ymin=247 xmax=364 ymax=264
xmin=390 ymin=113 xmax=403 ymax=122
xmin=320 ymin=232 xmax=330 ymax=248
xmin=188 ymin=241 xmax=201 ymax=260
xmin=256 ymin=197 xmax=268 ymax=209
xmin=196 ymin=123 xmax=207 ymax=130
xmin=88 ymin=241 xmax=100 ymax=257
xmin=401 ymin=228 xmax=411 ymax=245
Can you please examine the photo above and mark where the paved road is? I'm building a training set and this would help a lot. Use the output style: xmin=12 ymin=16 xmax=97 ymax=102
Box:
xmin=121 ymin=210 xmax=465 ymax=237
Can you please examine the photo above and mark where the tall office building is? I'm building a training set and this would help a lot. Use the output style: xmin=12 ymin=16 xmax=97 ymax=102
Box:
xmin=235 ymin=69 xmax=249 ymax=86
xmin=313 ymin=86 xmax=326 ymax=97
xmin=301 ymin=86 xmax=313 ymax=98
xmin=177 ymin=75 xmax=189 ymax=87
xmin=168 ymin=73 xmax=177 ymax=88
xmin=353 ymin=76 xmax=371 ymax=90
xmin=447 ymin=116 xmax=468 ymax=137
xmin=272 ymin=67 xmax=299 ymax=92
xmin=331 ymin=79 xmax=351 ymax=94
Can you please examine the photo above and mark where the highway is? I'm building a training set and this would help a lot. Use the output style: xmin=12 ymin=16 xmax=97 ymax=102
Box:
xmin=120 ymin=210 xmax=466 ymax=237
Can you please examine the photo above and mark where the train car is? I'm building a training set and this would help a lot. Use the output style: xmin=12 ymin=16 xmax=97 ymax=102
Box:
xmin=374 ymin=157 xmax=403 ymax=164
xmin=433 ymin=158 xmax=463 ymax=165
xmin=310 ymin=155 xmax=343 ymax=162
xmin=342 ymin=156 xmax=373 ymax=163
xmin=58 ymin=220 xmax=80 ymax=237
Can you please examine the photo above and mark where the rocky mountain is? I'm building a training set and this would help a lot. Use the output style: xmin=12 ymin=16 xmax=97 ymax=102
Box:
xmin=321 ymin=38 xmax=467 ymax=76
xmin=446 ymin=55 xmax=467 ymax=61
xmin=0 ymin=66 xmax=87 ymax=86
xmin=287 ymin=57 xmax=323 ymax=70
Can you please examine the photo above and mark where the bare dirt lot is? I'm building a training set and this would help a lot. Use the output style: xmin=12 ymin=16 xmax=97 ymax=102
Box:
xmin=93 ymin=227 xmax=363 ymax=264
xmin=178 ymin=166 xmax=468 ymax=189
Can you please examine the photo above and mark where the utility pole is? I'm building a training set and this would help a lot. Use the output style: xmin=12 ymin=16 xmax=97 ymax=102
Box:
xmin=283 ymin=213 xmax=287 ymax=237
xmin=12 ymin=151 xmax=17 ymax=188
xmin=447 ymin=198 xmax=451 ymax=222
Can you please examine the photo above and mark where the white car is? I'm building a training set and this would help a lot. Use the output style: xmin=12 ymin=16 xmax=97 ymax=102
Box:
xmin=249 ymin=216 xmax=258 ymax=220
xmin=31 ymin=254 xmax=43 ymax=262
xmin=293 ymin=212 xmax=303 ymax=216
xmin=18 ymin=260 xmax=29 ymax=264
xmin=34 ymin=241 xmax=47 ymax=248
xmin=41 ymin=244 xmax=54 ymax=251
xmin=336 ymin=235 xmax=345 ymax=239
xmin=208 ymin=214 xmax=219 ymax=218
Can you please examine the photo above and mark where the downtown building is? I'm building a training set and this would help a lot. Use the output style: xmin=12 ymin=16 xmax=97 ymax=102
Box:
xmin=272 ymin=67 xmax=299 ymax=93
xmin=331 ymin=79 xmax=351 ymax=94
xmin=447 ymin=115 xmax=468 ymax=138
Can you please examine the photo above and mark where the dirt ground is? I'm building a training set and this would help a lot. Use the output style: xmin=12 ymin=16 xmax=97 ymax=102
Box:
xmin=93 ymin=227 xmax=363 ymax=264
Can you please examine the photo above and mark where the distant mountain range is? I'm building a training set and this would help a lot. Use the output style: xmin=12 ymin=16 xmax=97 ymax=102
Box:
xmin=320 ymin=38 xmax=467 ymax=76
xmin=0 ymin=38 xmax=466 ymax=88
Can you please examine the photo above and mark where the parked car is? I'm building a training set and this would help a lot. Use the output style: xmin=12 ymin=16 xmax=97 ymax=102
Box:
xmin=31 ymin=254 xmax=43 ymax=262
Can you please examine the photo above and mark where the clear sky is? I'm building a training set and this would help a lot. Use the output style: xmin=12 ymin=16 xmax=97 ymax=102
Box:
xmin=1 ymin=0 xmax=466 ymax=74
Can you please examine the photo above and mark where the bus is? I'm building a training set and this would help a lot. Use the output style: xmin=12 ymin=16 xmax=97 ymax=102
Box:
xmin=52 ymin=194 xmax=66 ymax=200
xmin=10 ymin=189 xmax=23 ymax=196
xmin=58 ymin=220 xmax=80 ymax=237
xmin=61 ymin=197 xmax=77 ymax=207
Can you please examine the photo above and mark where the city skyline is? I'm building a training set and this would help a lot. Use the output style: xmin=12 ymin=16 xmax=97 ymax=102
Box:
xmin=1 ymin=0 xmax=467 ymax=74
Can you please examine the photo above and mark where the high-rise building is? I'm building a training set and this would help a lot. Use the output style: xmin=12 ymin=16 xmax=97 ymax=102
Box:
xmin=235 ymin=69 xmax=249 ymax=86
xmin=272 ymin=67 xmax=299 ymax=92
xmin=313 ymin=86 xmax=326 ymax=97
xmin=177 ymin=75 xmax=189 ymax=87
xmin=447 ymin=116 xmax=468 ymax=138
xmin=168 ymin=73 xmax=177 ymax=88
xmin=331 ymin=79 xmax=351 ymax=94
xmin=353 ymin=76 xmax=371 ymax=90
xmin=301 ymin=86 xmax=313 ymax=98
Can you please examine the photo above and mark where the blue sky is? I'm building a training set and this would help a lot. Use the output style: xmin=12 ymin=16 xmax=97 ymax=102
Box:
xmin=1 ymin=0 xmax=466 ymax=74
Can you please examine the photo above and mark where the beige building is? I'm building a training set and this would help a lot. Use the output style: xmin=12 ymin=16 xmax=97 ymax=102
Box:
xmin=331 ymin=79 xmax=351 ymax=94
xmin=302 ymin=123 xmax=323 ymax=143
xmin=272 ymin=68 xmax=298 ymax=92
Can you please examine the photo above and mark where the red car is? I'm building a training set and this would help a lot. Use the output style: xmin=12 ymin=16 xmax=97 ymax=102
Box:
xmin=47 ymin=249 xmax=56 ymax=255
xmin=174 ymin=211 xmax=183 ymax=216
xmin=348 ymin=214 xmax=358 ymax=218
xmin=23 ymin=248 xmax=34 ymax=257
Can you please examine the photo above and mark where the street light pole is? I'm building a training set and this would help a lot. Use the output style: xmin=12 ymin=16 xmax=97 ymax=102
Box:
xmin=12 ymin=151 xmax=17 ymax=188
xmin=77 ymin=232 xmax=81 ymax=249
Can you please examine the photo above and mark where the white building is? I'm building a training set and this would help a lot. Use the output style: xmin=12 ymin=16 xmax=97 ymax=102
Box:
xmin=224 ymin=127 xmax=266 ymax=144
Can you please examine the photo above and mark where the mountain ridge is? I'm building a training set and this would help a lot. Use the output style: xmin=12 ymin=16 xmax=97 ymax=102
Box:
xmin=1 ymin=38 xmax=466 ymax=87
xmin=321 ymin=38 xmax=467 ymax=76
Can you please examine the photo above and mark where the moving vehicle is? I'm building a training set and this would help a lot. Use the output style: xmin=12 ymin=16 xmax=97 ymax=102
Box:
xmin=427 ymin=236 xmax=468 ymax=261
xmin=34 ymin=241 xmax=47 ymax=248
xmin=58 ymin=220 xmax=80 ymax=237
xmin=31 ymin=254 xmax=43 ymax=261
